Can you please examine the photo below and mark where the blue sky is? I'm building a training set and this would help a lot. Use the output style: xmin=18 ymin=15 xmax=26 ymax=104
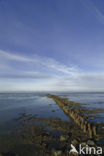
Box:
xmin=0 ymin=0 xmax=104 ymax=92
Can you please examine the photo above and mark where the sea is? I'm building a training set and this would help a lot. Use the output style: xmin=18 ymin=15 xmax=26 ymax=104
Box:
xmin=0 ymin=92 xmax=104 ymax=135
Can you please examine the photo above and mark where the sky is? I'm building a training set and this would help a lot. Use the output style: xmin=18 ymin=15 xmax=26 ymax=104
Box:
xmin=0 ymin=0 xmax=104 ymax=92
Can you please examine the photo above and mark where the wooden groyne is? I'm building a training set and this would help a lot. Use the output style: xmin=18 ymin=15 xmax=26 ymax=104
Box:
xmin=48 ymin=94 xmax=97 ymax=139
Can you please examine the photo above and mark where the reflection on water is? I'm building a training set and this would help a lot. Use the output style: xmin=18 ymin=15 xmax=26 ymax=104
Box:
xmin=0 ymin=93 xmax=70 ymax=135
xmin=0 ymin=92 xmax=104 ymax=135
xmin=0 ymin=92 xmax=104 ymax=156
xmin=56 ymin=92 xmax=104 ymax=123
xmin=57 ymin=92 xmax=104 ymax=109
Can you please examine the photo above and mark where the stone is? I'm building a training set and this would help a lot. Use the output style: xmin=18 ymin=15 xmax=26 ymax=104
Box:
xmin=53 ymin=150 xmax=62 ymax=156
xmin=60 ymin=135 xmax=69 ymax=141
xmin=81 ymin=142 xmax=86 ymax=146
xmin=87 ymin=140 xmax=95 ymax=146
xmin=71 ymin=139 xmax=78 ymax=145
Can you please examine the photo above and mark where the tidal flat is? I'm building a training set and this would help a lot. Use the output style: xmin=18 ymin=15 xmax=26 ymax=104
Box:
xmin=0 ymin=93 xmax=104 ymax=156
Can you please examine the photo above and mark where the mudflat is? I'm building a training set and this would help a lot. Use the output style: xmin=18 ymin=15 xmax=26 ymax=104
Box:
xmin=0 ymin=94 xmax=104 ymax=156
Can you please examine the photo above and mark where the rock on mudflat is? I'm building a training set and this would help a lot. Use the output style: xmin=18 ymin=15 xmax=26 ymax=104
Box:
xmin=60 ymin=135 xmax=69 ymax=141
xmin=71 ymin=139 xmax=78 ymax=145
xmin=53 ymin=150 xmax=62 ymax=156
xmin=87 ymin=140 xmax=95 ymax=146
xmin=80 ymin=142 xmax=86 ymax=146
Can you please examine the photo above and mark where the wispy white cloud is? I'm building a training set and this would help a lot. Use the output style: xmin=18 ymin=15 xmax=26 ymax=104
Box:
xmin=0 ymin=50 xmax=104 ymax=92
xmin=0 ymin=49 xmax=78 ymax=75
xmin=0 ymin=50 xmax=33 ymax=62
xmin=49 ymin=73 xmax=104 ymax=91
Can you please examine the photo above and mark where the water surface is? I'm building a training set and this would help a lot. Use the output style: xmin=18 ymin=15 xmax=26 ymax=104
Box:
xmin=0 ymin=93 xmax=69 ymax=135
xmin=0 ymin=92 xmax=104 ymax=135
xmin=56 ymin=92 xmax=104 ymax=123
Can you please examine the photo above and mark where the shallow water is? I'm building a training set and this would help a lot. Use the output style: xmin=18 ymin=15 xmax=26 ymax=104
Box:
xmin=0 ymin=92 xmax=104 ymax=155
xmin=0 ymin=93 xmax=70 ymax=135
xmin=0 ymin=92 xmax=104 ymax=135
xmin=56 ymin=92 xmax=104 ymax=123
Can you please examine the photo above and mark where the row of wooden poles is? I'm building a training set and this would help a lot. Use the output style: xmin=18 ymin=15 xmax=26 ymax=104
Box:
xmin=48 ymin=94 xmax=97 ymax=139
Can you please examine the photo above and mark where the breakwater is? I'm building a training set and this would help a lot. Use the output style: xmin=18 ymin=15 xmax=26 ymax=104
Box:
xmin=48 ymin=94 xmax=97 ymax=139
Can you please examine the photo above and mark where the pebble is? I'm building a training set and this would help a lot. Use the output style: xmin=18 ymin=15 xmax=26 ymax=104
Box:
xmin=81 ymin=142 xmax=86 ymax=146
xmin=71 ymin=139 xmax=78 ymax=145
xmin=87 ymin=140 xmax=95 ymax=146
xmin=60 ymin=135 xmax=69 ymax=141
xmin=53 ymin=150 xmax=62 ymax=156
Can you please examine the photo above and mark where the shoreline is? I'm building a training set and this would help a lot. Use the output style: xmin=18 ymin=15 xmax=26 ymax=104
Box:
xmin=0 ymin=94 xmax=104 ymax=156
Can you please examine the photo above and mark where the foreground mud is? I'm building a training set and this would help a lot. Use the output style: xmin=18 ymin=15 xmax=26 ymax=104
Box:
xmin=0 ymin=95 xmax=104 ymax=156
